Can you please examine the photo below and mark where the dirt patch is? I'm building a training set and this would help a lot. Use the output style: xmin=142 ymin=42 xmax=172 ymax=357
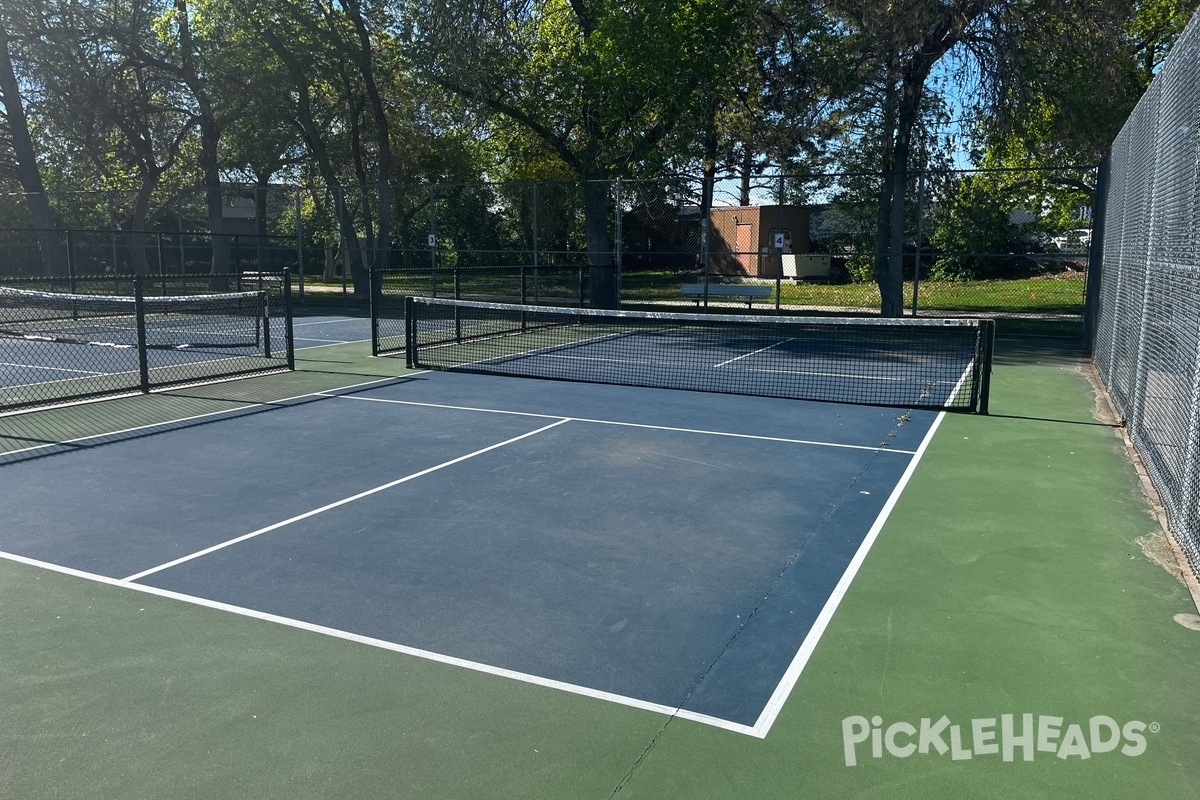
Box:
xmin=1084 ymin=361 xmax=1200 ymax=613
xmin=1174 ymin=613 xmax=1200 ymax=632
xmin=1137 ymin=531 xmax=1188 ymax=583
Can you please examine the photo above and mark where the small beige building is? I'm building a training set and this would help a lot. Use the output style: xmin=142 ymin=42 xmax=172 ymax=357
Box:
xmin=708 ymin=205 xmax=811 ymax=277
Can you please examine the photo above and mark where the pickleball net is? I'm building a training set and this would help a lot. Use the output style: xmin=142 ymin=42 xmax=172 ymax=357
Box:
xmin=0 ymin=274 xmax=294 ymax=414
xmin=402 ymin=297 xmax=994 ymax=412
xmin=0 ymin=285 xmax=266 ymax=350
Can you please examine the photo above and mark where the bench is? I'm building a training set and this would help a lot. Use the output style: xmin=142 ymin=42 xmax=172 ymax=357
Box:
xmin=681 ymin=283 xmax=773 ymax=308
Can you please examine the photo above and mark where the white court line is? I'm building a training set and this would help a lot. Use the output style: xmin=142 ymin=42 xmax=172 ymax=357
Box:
xmin=295 ymin=338 xmax=370 ymax=350
xmin=0 ymin=361 xmax=106 ymax=376
xmin=712 ymin=338 xmax=797 ymax=368
xmin=292 ymin=319 xmax=365 ymax=328
xmin=122 ymin=418 xmax=571 ymax=582
xmin=1 ymin=347 xmax=285 ymax=396
xmin=741 ymin=366 xmax=908 ymax=382
xmin=746 ymin=409 xmax=946 ymax=738
xmin=0 ymin=548 xmax=756 ymax=735
xmin=326 ymin=394 xmax=915 ymax=455
xmin=0 ymin=376 xmax=406 ymax=455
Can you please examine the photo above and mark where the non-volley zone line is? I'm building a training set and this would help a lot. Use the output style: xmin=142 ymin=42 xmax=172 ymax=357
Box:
xmin=122 ymin=417 xmax=572 ymax=582
xmin=323 ymin=393 xmax=918 ymax=455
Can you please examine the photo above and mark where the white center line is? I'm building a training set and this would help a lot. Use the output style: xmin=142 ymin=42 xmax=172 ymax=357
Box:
xmin=712 ymin=338 xmax=797 ymax=368
xmin=122 ymin=418 xmax=570 ymax=582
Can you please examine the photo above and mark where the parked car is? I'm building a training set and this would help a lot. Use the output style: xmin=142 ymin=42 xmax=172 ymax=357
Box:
xmin=1051 ymin=228 xmax=1093 ymax=251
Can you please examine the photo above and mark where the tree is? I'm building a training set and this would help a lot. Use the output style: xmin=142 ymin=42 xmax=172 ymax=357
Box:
xmin=411 ymin=0 xmax=752 ymax=307
xmin=823 ymin=0 xmax=997 ymax=316
xmin=0 ymin=12 xmax=69 ymax=275
xmin=40 ymin=0 xmax=197 ymax=274
xmin=975 ymin=0 xmax=1200 ymax=170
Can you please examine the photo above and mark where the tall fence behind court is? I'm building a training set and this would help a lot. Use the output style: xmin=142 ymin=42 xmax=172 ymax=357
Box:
xmin=1088 ymin=6 xmax=1200 ymax=581
xmin=3 ymin=168 xmax=1096 ymax=326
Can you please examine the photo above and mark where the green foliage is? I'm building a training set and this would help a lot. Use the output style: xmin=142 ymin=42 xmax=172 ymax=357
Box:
xmin=978 ymin=0 xmax=1200 ymax=168
xmin=845 ymin=253 xmax=875 ymax=283
xmin=926 ymin=174 xmax=1032 ymax=281
xmin=3 ymin=0 xmax=1197 ymax=282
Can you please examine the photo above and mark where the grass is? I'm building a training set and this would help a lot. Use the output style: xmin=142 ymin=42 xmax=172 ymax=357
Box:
xmin=300 ymin=268 xmax=1087 ymax=319
xmin=620 ymin=271 xmax=1085 ymax=315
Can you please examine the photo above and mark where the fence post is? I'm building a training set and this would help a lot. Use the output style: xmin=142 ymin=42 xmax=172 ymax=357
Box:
xmin=157 ymin=233 xmax=167 ymax=296
xmin=531 ymin=181 xmax=539 ymax=305
xmin=108 ymin=190 xmax=119 ymax=275
xmin=369 ymin=268 xmax=379 ymax=357
xmin=134 ymin=275 xmax=150 ymax=393
xmin=1083 ymin=156 xmax=1110 ymax=349
xmin=776 ymin=177 xmax=784 ymax=313
xmin=295 ymin=189 xmax=305 ymax=304
xmin=176 ymin=192 xmax=187 ymax=275
xmin=429 ymin=183 xmax=438 ymax=297
xmin=284 ymin=267 xmax=295 ymax=370
xmin=614 ymin=178 xmax=623 ymax=306
xmin=65 ymin=229 xmax=76 ymax=293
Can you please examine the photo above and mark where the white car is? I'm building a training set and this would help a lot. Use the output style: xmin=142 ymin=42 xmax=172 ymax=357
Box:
xmin=1051 ymin=228 xmax=1092 ymax=251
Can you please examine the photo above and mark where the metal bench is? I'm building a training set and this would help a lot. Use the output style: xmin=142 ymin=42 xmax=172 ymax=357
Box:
xmin=681 ymin=283 xmax=773 ymax=308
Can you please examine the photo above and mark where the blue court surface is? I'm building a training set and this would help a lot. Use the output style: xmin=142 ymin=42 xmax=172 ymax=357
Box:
xmin=288 ymin=313 xmax=371 ymax=349
xmin=0 ymin=369 xmax=940 ymax=736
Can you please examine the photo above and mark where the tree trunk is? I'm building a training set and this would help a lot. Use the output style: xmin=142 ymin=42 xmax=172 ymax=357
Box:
xmin=0 ymin=23 xmax=68 ymax=276
xmin=255 ymin=180 xmax=270 ymax=272
xmin=129 ymin=175 xmax=157 ymax=275
xmin=739 ymin=145 xmax=753 ymax=207
xmin=582 ymin=179 xmax=616 ymax=308
xmin=874 ymin=75 xmax=921 ymax=318
xmin=198 ymin=118 xmax=231 ymax=290
xmin=873 ymin=79 xmax=899 ymax=315
xmin=345 ymin=0 xmax=390 ymax=272
xmin=257 ymin=23 xmax=367 ymax=296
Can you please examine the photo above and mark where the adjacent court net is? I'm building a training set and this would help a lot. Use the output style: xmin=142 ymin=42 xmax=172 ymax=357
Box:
xmin=0 ymin=286 xmax=265 ymax=350
xmin=0 ymin=274 xmax=294 ymax=414
xmin=404 ymin=297 xmax=993 ymax=412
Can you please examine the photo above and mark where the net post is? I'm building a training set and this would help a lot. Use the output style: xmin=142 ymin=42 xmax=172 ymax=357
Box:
xmin=404 ymin=295 xmax=416 ymax=369
xmin=283 ymin=267 xmax=294 ymax=370
xmin=262 ymin=288 xmax=272 ymax=358
xmin=369 ymin=267 xmax=380 ymax=357
xmin=977 ymin=319 xmax=995 ymax=414
xmin=134 ymin=275 xmax=150 ymax=393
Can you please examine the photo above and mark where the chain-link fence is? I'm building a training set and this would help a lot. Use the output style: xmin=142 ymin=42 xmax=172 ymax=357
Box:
xmin=1088 ymin=7 xmax=1200 ymax=581
xmin=4 ymin=169 xmax=1095 ymax=326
